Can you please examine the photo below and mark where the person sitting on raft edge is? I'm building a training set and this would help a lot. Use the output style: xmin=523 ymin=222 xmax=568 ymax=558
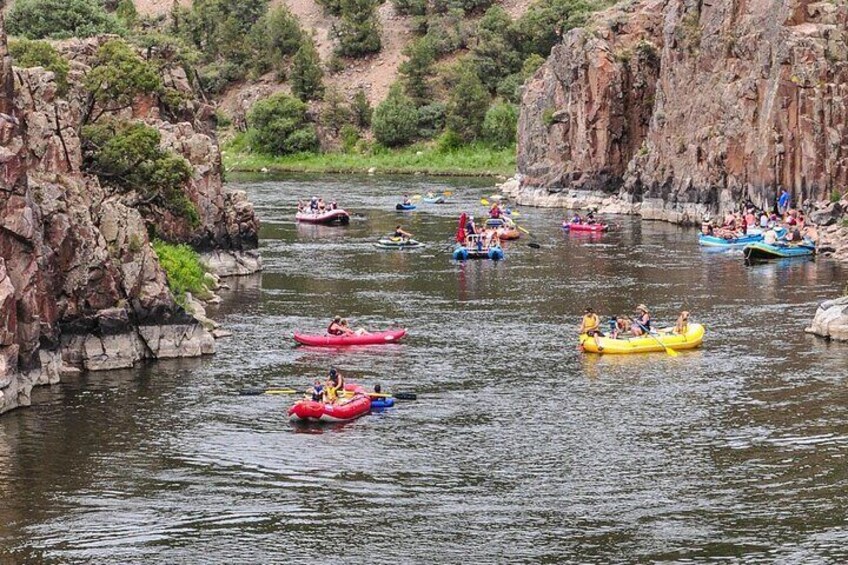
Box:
xmin=323 ymin=368 xmax=346 ymax=403
xmin=631 ymin=304 xmax=651 ymax=336
xmin=394 ymin=225 xmax=413 ymax=240
xmin=328 ymin=315 xmax=345 ymax=336
xmin=579 ymin=307 xmax=604 ymax=351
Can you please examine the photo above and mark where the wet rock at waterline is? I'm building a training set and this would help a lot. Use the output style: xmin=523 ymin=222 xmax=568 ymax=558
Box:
xmin=0 ymin=23 xmax=258 ymax=414
xmin=517 ymin=0 xmax=848 ymax=224
xmin=806 ymin=296 xmax=848 ymax=342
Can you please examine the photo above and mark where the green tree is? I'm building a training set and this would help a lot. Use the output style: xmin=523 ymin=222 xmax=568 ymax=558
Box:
xmin=250 ymin=5 xmax=304 ymax=76
xmin=8 ymin=40 xmax=70 ymax=95
xmin=81 ymin=120 xmax=198 ymax=223
xmin=246 ymin=93 xmax=319 ymax=155
xmin=291 ymin=37 xmax=325 ymax=101
xmin=446 ymin=63 xmax=489 ymax=141
xmin=399 ymin=38 xmax=436 ymax=105
xmin=516 ymin=0 xmax=596 ymax=57
xmin=482 ymin=101 xmax=518 ymax=147
xmin=7 ymin=0 xmax=122 ymax=39
xmin=351 ymin=88 xmax=373 ymax=128
xmin=335 ymin=0 xmax=382 ymax=57
xmin=372 ymin=85 xmax=418 ymax=147
xmin=115 ymin=0 xmax=139 ymax=28
xmin=322 ymin=88 xmax=352 ymax=135
xmin=83 ymin=39 xmax=162 ymax=124
xmin=472 ymin=6 xmax=522 ymax=93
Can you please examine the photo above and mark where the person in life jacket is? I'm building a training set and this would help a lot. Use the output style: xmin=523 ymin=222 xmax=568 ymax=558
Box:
xmin=310 ymin=197 xmax=319 ymax=212
xmin=307 ymin=379 xmax=324 ymax=401
xmin=323 ymin=368 xmax=345 ymax=403
xmin=579 ymin=307 xmax=604 ymax=351
xmin=327 ymin=316 xmax=344 ymax=335
xmin=631 ymin=304 xmax=651 ymax=336
xmin=489 ymin=203 xmax=502 ymax=219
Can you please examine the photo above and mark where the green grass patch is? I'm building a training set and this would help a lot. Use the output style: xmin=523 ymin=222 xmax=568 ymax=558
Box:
xmin=152 ymin=239 xmax=211 ymax=305
xmin=221 ymin=140 xmax=516 ymax=177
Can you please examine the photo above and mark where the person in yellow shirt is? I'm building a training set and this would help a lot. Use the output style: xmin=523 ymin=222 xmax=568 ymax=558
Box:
xmin=579 ymin=307 xmax=604 ymax=351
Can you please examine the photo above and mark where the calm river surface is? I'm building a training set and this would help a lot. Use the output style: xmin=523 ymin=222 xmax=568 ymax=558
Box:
xmin=2 ymin=174 xmax=848 ymax=564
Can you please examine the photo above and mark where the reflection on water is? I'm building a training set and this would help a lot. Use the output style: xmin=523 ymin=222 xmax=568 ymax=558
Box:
xmin=1 ymin=173 xmax=847 ymax=563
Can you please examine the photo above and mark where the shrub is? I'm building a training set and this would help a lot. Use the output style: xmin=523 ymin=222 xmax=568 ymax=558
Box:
xmin=399 ymin=37 xmax=436 ymax=105
xmin=446 ymin=63 xmax=489 ymax=141
xmin=81 ymin=120 xmax=197 ymax=223
xmin=322 ymin=88 xmax=352 ymax=134
xmin=8 ymin=40 xmax=70 ymax=95
xmin=7 ymin=0 xmax=122 ymax=39
xmin=515 ymin=0 xmax=597 ymax=58
xmin=522 ymin=53 xmax=546 ymax=77
xmin=436 ymin=129 xmax=464 ymax=152
xmin=496 ymin=73 xmax=523 ymax=104
xmin=352 ymin=88 xmax=373 ymax=128
xmin=254 ymin=5 xmax=304 ymax=74
xmin=425 ymin=10 xmax=472 ymax=55
xmin=335 ymin=0 xmax=382 ymax=57
xmin=340 ymin=124 xmax=360 ymax=152
xmin=83 ymin=39 xmax=162 ymax=124
xmin=372 ymin=86 xmax=418 ymax=147
xmin=416 ymin=102 xmax=446 ymax=139
xmin=152 ymin=240 xmax=209 ymax=304
xmin=472 ymin=6 xmax=522 ymax=92
xmin=115 ymin=0 xmax=138 ymax=28
xmin=291 ymin=37 xmax=325 ymax=101
xmin=482 ymin=101 xmax=518 ymax=147
xmin=392 ymin=0 xmax=427 ymax=16
xmin=246 ymin=93 xmax=319 ymax=155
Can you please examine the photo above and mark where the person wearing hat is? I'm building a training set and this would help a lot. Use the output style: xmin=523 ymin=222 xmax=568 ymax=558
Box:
xmin=579 ymin=307 xmax=604 ymax=351
xmin=327 ymin=315 xmax=344 ymax=336
xmin=631 ymin=304 xmax=652 ymax=336
xmin=322 ymin=368 xmax=345 ymax=403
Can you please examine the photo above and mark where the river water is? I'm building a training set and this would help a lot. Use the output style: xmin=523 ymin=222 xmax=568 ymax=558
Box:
xmin=1 ymin=174 xmax=847 ymax=563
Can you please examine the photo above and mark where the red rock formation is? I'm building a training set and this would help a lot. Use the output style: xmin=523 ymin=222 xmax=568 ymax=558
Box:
xmin=517 ymin=0 xmax=848 ymax=223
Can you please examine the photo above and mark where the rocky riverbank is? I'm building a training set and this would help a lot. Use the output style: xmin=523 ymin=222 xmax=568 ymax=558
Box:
xmin=0 ymin=25 xmax=261 ymax=414
xmin=806 ymin=296 xmax=848 ymax=341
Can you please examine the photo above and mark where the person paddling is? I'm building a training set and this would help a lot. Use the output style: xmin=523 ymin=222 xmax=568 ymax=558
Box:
xmin=631 ymin=304 xmax=651 ymax=336
xmin=579 ymin=307 xmax=604 ymax=351
xmin=393 ymin=225 xmax=413 ymax=241
xmin=327 ymin=315 xmax=344 ymax=335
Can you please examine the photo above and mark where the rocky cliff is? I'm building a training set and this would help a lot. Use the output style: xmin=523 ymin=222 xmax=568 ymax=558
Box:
xmin=516 ymin=0 xmax=848 ymax=224
xmin=0 ymin=23 xmax=261 ymax=413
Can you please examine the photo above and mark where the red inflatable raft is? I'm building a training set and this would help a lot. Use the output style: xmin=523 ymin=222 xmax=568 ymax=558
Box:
xmin=288 ymin=384 xmax=371 ymax=423
xmin=293 ymin=328 xmax=407 ymax=347
xmin=296 ymin=209 xmax=350 ymax=225
xmin=562 ymin=221 xmax=609 ymax=232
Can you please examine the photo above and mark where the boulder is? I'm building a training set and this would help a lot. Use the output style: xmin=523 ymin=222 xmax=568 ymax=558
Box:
xmin=806 ymin=296 xmax=848 ymax=341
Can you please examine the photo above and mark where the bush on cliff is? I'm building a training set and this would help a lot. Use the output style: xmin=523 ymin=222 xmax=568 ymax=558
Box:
xmin=152 ymin=240 xmax=209 ymax=305
xmin=246 ymin=93 xmax=319 ymax=155
xmin=8 ymin=40 xmax=70 ymax=95
xmin=82 ymin=39 xmax=162 ymax=124
xmin=7 ymin=0 xmax=122 ymax=40
xmin=372 ymin=86 xmax=419 ymax=147
xmin=335 ymin=0 xmax=382 ymax=57
xmin=290 ymin=37 xmax=325 ymax=101
xmin=81 ymin=120 xmax=198 ymax=225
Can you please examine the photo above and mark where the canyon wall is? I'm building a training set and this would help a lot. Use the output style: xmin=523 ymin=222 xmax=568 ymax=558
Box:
xmin=0 ymin=24 xmax=261 ymax=413
xmin=517 ymin=0 xmax=848 ymax=224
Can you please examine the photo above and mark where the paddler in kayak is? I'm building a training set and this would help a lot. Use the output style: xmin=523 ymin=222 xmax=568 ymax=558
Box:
xmin=489 ymin=202 xmax=502 ymax=219
xmin=579 ymin=307 xmax=604 ymax=351
xmin=631 ymin=304 xmax=651 ymax=336
xmin=340 ymin=318 xmax=368 ymax=336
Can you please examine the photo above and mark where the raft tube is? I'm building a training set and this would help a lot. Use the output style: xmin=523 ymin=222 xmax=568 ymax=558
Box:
xmin=293 ymin=328 xmax=408 ymax=347
xmin=396 ymin=203 xmax=417 ymax=211
xmin=498 ymin=226 xmax=520 ymax=240
xmin=487 ymin=246 xmax=504 ymax=261
xmin=698 ymin=233 xmax=763 ymax=248
xmin=288 ymin=384 xmax=371 ymax=423
xmin=579 ymin=323 xmax=705 ymax=354
xmin=452 ymin=245 xmax=504 ymax=261
xmin=743 ymin=242 xmax=815 ymax=261
xmin=562 ymin=221 xmax=609 ymax=232
xmin=375 ymin=237 xmax=424 ymax=249
xmin=370 ymin=397 xmax=396 ymax=410
xmin=296 ymin=209 xmax=350 ymax=225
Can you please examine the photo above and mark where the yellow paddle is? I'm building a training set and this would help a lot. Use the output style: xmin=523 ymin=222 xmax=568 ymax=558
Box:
xmin=633 ymin=321 xmax=678 ymax=357
xmin=443 ymin=191 xmax=453 ymax=196
xmin=481 ymin=198 xmax=489 ymax=206
xmin=411 ymin=194 xmax=422 ymax=200
xmin=238 ymin=388 xmax=299 ymax=396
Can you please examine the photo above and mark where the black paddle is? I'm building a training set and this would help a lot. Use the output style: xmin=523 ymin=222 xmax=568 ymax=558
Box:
xmin=239 ymin=387 xmax=417 ymax=400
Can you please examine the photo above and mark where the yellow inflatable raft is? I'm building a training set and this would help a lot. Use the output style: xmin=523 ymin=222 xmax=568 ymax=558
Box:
xmin=578 ymin=323 xmax=705 ymax=354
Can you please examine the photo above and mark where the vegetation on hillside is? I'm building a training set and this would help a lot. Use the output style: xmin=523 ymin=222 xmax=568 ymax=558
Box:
xmin=7 ymin=0 xmax=123 ymax=39
xmin=7 ymin=39 xmax=70 ymax=94
xmin=152 ymin=240 xmax=210 ymax=305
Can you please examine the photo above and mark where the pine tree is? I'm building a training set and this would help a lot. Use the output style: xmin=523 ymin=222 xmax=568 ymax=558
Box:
xmin=291 ymin=37 xmax=325 ymax=101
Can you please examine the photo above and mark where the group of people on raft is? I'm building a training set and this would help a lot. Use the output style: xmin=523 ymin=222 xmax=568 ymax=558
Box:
xmin=297 ymin=196 xmax=340 ymax=214
xmin=701 ymin=197 xmax=818 ymax=245
xmin=579 ymin=304 xmax=690 ymax=351
xmin=305 ymin=367 xmax=384 ymax=405
xmin=327 ymin=315 xmax=368 ymax=336
xmin=566 ymin=209 xmax=601 ymax=226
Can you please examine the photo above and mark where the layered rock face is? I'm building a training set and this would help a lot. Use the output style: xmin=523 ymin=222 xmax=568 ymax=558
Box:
xmin=0 ymin=26 xmax=259 ymax=413
xmin=517 ymin=0 xmax=848 ymax=224
xmin=806 ymin=295 xmax=848 ymax=341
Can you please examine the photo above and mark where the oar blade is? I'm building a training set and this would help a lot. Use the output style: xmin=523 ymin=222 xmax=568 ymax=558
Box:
xmin=481 ymin=198 xmax=489 ymax=206
xmin=527 ymin=242 xmax=541 ymax=249
xmin=665 ymin=347 xmax=679 ymax=358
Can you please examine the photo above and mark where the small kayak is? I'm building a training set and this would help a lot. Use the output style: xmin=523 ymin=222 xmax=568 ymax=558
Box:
xmin=289 ymin=384 xmax=371 ymax=423
xmin=423 ymin=196 xmax=446 ymax=204
xmin=293 ymin=328 xmax=407 ymax=347
xmin=562 ymin=221 xmax=609 ymax=232
xmin=579 ymin=323 xmax=705 ymax=354
xmin=396 ymin=203 xmax=416 ymax=211
xmin=699 ymin=233 xmax=763 ymax=248
xmin=296 ymin=209 xmax=350 ymax=225
xmin=370 ymin=396 xmax=395 ymax=410
xmin=375 ymin=237 xmax=424 ymax=249
xmin=743 ymin=242 xmax=815 ymax=261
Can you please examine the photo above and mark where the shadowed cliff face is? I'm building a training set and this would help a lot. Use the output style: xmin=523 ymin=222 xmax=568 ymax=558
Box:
xmin=0 ymin=24 xmax=260 ymax=413
xmin=518 ymin=0 xmax=848 ymax=221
